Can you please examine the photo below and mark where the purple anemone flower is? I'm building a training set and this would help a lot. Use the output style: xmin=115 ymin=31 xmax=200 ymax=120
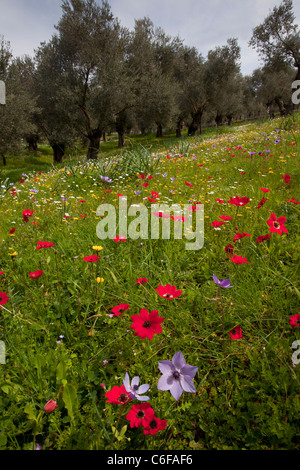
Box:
xmin=123 ymin=372 xmax=150 ymax=401
xmin=157 ymin=351 xmax=198 ymax=401
xmin=213 ymin=274 xmax=233 ymax=288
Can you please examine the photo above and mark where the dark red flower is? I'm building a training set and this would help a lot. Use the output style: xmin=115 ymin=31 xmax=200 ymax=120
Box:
xmin=126 ymin=403 xmax=155 ymax=428
xmin=210 ymin=220 xmax=225 ymax=228
xmin=219 ymin=215 xmax=233 ymax=221
xmin=289 ymin=314 xmax=300 ymax=328
xmin=256 ymin=197 xmax=269 ymax=209
xmin=230 ymin=255 xmax=250 ymax=264
xmin=29 ymin=270 xmax=43 ymax=279
xmin=228 ymin=196 xmax=250 ymax=207
xmin=130 ymin=309 xmax=164 ymax=340
xmin=256 ymin=234 xmax=272 ymax=244
xmin=267 ymin=213 xmax=288 ymax=235
xmin=229 ymin=325 xmax=243 ymax=339
xmin=216 ymin=198 xmax=225 ymax=204
xmin=111 ymin=303 xmax=129 ymax=317
xmin=83 ymin=255 xmax=99 ymax=262
xmin=105 ymin=384 xmax=132 ymax=405
xmin=260 ymin=188 xmax=270 ymax=193
xmin=185 ymin=181 xmax=193 ymax=187
xmin=287 ymin=198 xmax=300 ymax=205
xmin=282 ymin=174 xmax=290 ymax=184
xmin=36 ymin=241 xmax=54 ymax=250
xmin=225 ymin=244 xmax=234 ymax=255
xmin=137 ymin=278 xmax=149 ymax=284
xmin=113 ymin=236 xmax=127 ymax=242
xmin=155 ymin=284 xmax=182 ymax=299
xmin=233 ymin=232 xmax=251 ymax=243
xmin=143 ymin=416 xmax=167 ymax=435
xmin=0 ymin=292 xmax=9 ymax=306
xmin=23 ymin=209 xmax=34 ymax=222
xmin=9 ymin=228 xmax=16 ymax=234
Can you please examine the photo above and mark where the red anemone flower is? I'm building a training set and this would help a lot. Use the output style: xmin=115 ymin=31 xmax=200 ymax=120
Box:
xmin=225 ymin=244 xmax=234 ymax=255
xmin=185 ymin=181 xmax=193 ymax=187
xmin=29 ymin=270 xmax=43 ymax=279
xmin=111 ymin=303 xmax=129 ymax=317
xmin=289 ymin=314 xmax=300 ymax=328
xmin=282 ymin=174 xmax=290 ymax=184
xmin=0 ymin=292 xmax=9 ymax=306
xmin=23 ymin=209 xmax=34 ymax=222
xmin=230 ymin=255 xmax=250 ymax=264
xmin=126 ymin=403 xmax=155 ymax=428
xmin=83 ymin=255 xmax=99 ymax=262
xmin=9 ymin=228 xmax=16 ymax=234
xmin=210 ymin=220 xmax=225 ymax=228
xmin=113 ymin=236 xmax=127 ymax=242
xmin=143 ymin=416 xmax=167 ymax=435
xmin=155 ymin=284 xmax=182 ymax=299
xmin=228 ymin=196 xmax=250 ymax=206
xmin=260 ymin=188 xmax=270 ymax=193
xmin=130 ymin=309 xmax=164 ymax=340
xmin=230 ymin=325 xmax=243 ymax=339
xmin=233 ymin=232 xmax=251 ymax=243
xmin=105 ymin=384 xmax=132 ymax=405
xmin=219 ymin=215 xmax=233 ymax=221
xmin=256 ymin=234 xmax=272 ymax=244
xmin=137 ymin=278 xmax=149 ymax=284
xmin=287 ymin=198 xmax=300 ymax=204
xmin=152 ymin=212 xmax=171 ymax=219
xmin=36 ymin=241 xmax=54 ymax=249
xmin=256 ymin=197 xmax=269 ymax=209
xmin=267 ymin=213 xmax=288 ymax=235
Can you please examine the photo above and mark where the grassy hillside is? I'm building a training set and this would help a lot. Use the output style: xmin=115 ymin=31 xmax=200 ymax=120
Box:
xmin=0 ymin=113 xmax=299 ymax=450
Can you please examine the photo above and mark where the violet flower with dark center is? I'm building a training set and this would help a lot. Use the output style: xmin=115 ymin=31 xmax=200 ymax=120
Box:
xmin=157 ymin=351 xmax=198 ymax=401
xmin=123 ymin=373 xmax=150 ymax=401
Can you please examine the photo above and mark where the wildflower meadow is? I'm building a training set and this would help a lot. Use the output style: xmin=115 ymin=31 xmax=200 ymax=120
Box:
xmin=0 ymin=114 xmax=299 ymax=451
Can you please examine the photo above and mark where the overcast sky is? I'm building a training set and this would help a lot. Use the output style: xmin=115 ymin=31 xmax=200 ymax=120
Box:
xmin=0 ymin=0 xmax=299 ymax=76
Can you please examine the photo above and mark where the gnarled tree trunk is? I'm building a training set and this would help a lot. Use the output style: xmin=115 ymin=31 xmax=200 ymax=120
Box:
xmin=116 ymin=121 xmax=125 ymax=148
xmin=156 ymin=123 xmax=163 ymax=138
xmin=26 ymin=135 xmax=39 ymax=152
xmin=176 ymin=118 xmax=183 ymax=137
xmin=188 ymin=111 xmax=203 ymax=136
xmin=274 ymin=96 xmax=287 ymax=116
xmin=52 ymin=143 xmax=65 ymax=163
xmin=87 ymin=129 xmax=102 ymax=159
xmin=215 ymin=114 xmax=223 ymax=127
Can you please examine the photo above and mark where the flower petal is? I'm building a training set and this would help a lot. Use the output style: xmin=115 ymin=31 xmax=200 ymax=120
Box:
xmin=131 ymin=376 xmax=139 ymax=387
xmin=180 ymin=374 xmax=196 ymax=393
xmin=158 ymin=360 xmax=175 ymax=374
xmin=181 ymin=365 xmax=198 ymax=378
xmin=157 ymin=374 xmax=173 ymax=391
xmin=172 ymin=351 xmax=186 ymax=370
xmin=123 ymin=372 xmax=130 ymax=391
xmin=170 ymin=381 xmax=183 ymax=401
xmin=137 ymin=384 xmax=150 ymax=394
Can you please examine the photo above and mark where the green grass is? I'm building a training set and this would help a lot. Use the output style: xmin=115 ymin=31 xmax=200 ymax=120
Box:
xmin=0 ymin=119 xmax=269 ymax=183
xmin=0 ymin=112 xmax=299 ymax=450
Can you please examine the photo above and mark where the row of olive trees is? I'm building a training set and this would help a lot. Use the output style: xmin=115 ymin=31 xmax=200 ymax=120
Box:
xmin=0 ymin=0 xmax=299 ymax=164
